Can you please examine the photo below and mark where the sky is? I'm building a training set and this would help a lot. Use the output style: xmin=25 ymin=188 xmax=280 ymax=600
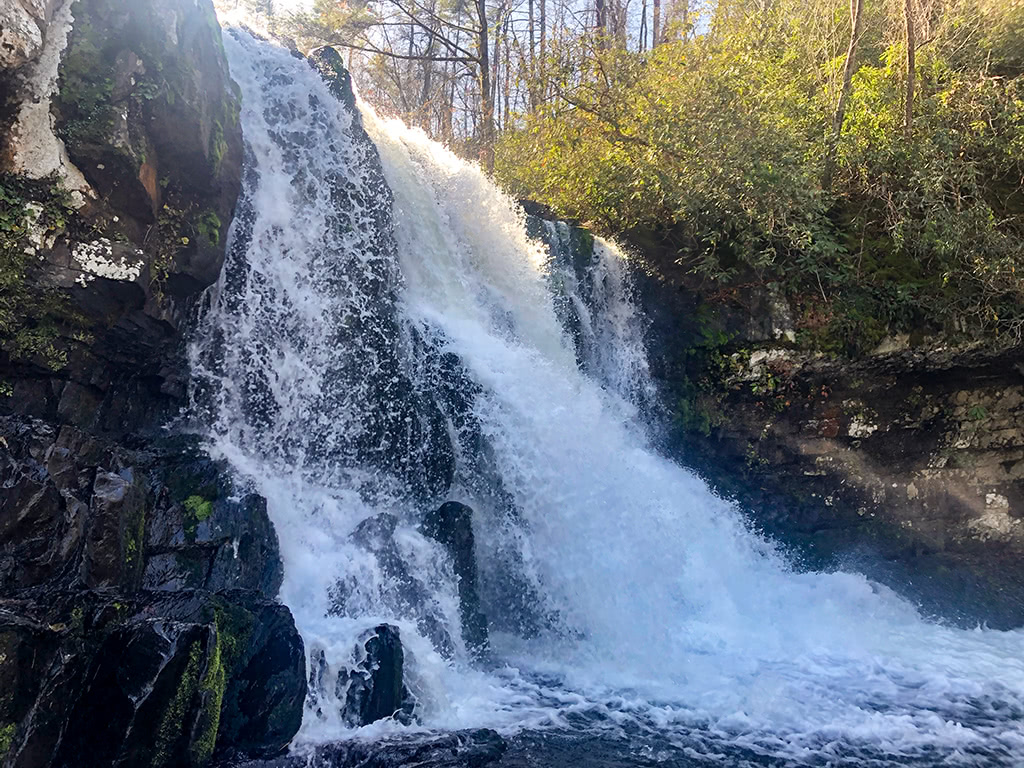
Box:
xmin=270 ymin=0 xmax=313 ymax=13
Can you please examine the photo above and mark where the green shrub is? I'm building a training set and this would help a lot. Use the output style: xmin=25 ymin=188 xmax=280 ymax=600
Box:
xmin=496 ymin=0 xmax=1024 ymax=350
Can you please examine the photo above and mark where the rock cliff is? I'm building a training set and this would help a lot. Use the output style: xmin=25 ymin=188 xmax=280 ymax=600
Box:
xmin=0 ymin=1 xmax=306 ymax=765
xmin=632 ymin=237 xmax=1024 ymax=629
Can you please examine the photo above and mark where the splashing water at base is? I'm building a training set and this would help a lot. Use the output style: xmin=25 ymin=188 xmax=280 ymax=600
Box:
xmin=192 ymin=30 xmax=1024 ymax=766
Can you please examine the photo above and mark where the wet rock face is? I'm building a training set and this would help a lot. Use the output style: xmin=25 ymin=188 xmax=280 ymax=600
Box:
xmin=308 ymin=46 xmax=357 ymax=116
xmin=0 ymin=4 xmax=303 ymax=764
xmin=309 ymin=625 xmax=414 ymax=728
xmin=53 ymin=0 xmax=242 ymax=291
xmin=335 ymin=624 xmax=413 ymax=727
xmin=0 ymin=420 xmax=306 ymax=765
xmin=628 ymin=231 xmax=1024 ymax=628
xmin=0 ymin=419 xmax=282 ymax=598
xmin=0 ymin=591 xmax=305 ymax=767
xmin=308 ymin=46 xmax=455 ymax=508
xmin=422 ymin=502 xmax=488 ymax=657
xmin=0 ymin=0 xmax=242 ymax=437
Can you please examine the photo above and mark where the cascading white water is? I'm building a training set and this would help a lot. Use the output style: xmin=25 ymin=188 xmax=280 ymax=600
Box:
xmin=192 ymin=30 xmax=1024 ymax=765
xmin=540 ymin=220 xmax=658 ymax=419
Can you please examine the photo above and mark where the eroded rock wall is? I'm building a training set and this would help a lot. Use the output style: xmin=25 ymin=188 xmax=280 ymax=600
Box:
xmin=632 ymin=239 xmax=1024 ymax=628
xmin=0 ymin=1 xmax=306 ymax=765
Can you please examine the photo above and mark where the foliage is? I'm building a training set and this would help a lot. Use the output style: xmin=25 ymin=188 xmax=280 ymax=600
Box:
xmin=0 ymin=722 xmax=14 ymax=759
xmin=496 ymin=0 xmax=1024 ymax=351
xmin=184 ymin=494 xmax=214 ymax=540
xmin=0 ymin=175 xmax=80 ymax=370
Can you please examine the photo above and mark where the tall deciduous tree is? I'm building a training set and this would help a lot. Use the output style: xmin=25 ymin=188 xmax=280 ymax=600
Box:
xmin=824 ymin=0 xmax=865 ymax=189
xmin=904 ymin=0 xmax=915 ymax=134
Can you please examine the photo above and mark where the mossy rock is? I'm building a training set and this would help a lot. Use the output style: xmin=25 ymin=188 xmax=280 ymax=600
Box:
xmin=0 ymin=174 xmax=82 ymax=371
xmin=0 ymin=591 xmax=304 ymax=767
xmin=55 ymin=0 xmax=242 ymax=293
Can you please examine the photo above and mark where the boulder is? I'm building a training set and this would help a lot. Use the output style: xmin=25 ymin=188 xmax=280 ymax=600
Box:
xmin=0 ymin=590 xmax=305 ymax=767
xmin=0 ymin=421 xmax=305 ymax=765
xmin=335 ymin=624 xmax=411 ymax=727
xmin=422 ymin=502 xmax=488 ymax=656
xmin=0 ymin=418 xmax=283 ymax=599
xmin=143 ymin=441 xmax=283 ymax=597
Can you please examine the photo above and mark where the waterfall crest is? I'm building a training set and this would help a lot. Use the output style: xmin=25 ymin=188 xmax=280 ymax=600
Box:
xmin=190 ymin=30 xmax=1024 ymax=765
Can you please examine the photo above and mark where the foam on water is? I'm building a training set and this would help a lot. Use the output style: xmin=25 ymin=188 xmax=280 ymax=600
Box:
xmin=192 ymin=30 xmax=1024 ymax=765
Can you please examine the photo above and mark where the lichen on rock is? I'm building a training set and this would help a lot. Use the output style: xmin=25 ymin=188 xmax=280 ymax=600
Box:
xmin=71 ymin=238 xmax=144 ymax=285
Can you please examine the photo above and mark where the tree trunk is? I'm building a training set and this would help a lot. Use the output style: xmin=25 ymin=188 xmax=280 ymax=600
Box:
xmin=539 ymin=0 xmax=546 ymax=101
xmin=503 ymin=14 xmax=511 ymax=129
xmin=420 ymin=24 xmax=437 ymax=132
xmin=640 ymin=0 xmax=648 ymax=50
xmin=528 ymin=0 xmax=537 ymax=107
xmin=904 ymin=0 xmax=915 ymax=135
xmin=477 ymin=0 xmax=494 ymax=169
xmin=823 ymin=0 xmax=864 ymax=189
xmin=652 ymin=0 xmax=660 ymax=47
xmin=596 ymin=0 xmax=607 ymax=43
xmin=613 ymin=0 xmax=626 ymax=46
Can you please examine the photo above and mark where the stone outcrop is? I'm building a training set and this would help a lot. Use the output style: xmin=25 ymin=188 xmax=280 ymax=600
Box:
xmin=0 ymin=1 xmax=305 ymax=765
xmin=631 ymin=237 xmax=1024 ymax=628
xmin=0 ymin=590 xmax=304 ymax=767
xmin=1 ymin=0 xmax=243 ymax=434
xmin=422 ymin=501 xmax=488 ymax=657
xmin=0 ymin=1 xmax=62 ymax=72
xmin=335 ymin=624 xmax=413 ymax=727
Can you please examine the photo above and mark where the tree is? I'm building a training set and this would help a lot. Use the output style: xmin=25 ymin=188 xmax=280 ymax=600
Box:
xmin=904 ymin=0 xmax=915 ymax=134
xmin=287 ymin=0 xmax=498 ymax=160
xmin=824 ymin=0 xmax=865 ymax=189
xmin=476 ymin=0 xmax=494 ymax=165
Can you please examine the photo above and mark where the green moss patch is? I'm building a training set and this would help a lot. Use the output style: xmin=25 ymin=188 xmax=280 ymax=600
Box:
xmin=197 ymin=210 xmax=222 ymax=248
xmin=152 ymin=640 xmax=202 ymax=768
xmin=184 ymin=495 xmax=214 ymax=540
xmin=191 ymin=632 xmax=225 ymax=765
xmin=0 ymin=722 xmax=14 ymax=759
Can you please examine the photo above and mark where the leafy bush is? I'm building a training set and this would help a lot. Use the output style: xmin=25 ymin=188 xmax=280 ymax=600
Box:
xmin=0 ymin=175 xmax=79 ymax=370
xmin=496 ymin=0 xmax=1024 ymax=351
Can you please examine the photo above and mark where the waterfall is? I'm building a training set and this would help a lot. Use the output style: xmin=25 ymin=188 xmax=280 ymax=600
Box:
xmin=190 ymin=30 xmax=1024 ymax=765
